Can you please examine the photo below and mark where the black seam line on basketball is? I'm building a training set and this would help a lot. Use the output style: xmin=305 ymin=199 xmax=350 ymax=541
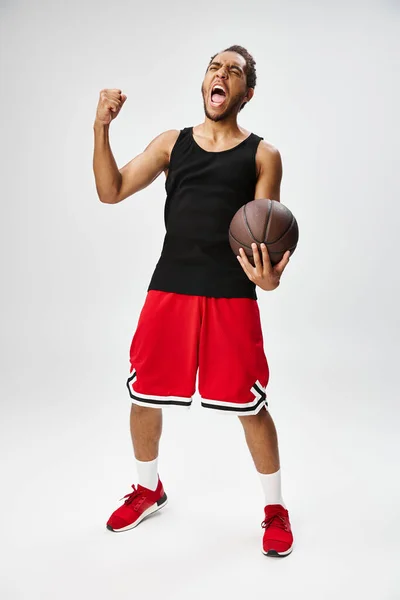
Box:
xmin=262 ymin=199 xmax=273 ymax=244
xmin=268 ymin=215 xmax=295 ymax=245
xmin=128 ymin=390 xmax=192 ymax=407
xmin=268 ymin=244 xmax=297 ymax=254
xmin=229 ymin=229 xmax=253 ymax=250
xmin=201 ymin=397 xmax=266 ymax=412
xmin=243 ymin=204 xmax=262 ymax=244
xmin=229 ymin=226 xmax=295 ymax=253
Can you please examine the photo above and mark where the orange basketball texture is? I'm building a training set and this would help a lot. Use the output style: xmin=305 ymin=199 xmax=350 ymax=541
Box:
xmin=229 ymin=199 xmax=299 ymax=266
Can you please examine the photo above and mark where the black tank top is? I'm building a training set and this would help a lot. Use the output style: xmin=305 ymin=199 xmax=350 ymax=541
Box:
xmin=148 ymin=126 xmax=263 ymax=299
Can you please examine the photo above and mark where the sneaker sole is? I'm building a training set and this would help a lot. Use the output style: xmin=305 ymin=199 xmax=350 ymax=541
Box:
xmin=106 ymin=493 xmax=168 ymax=533
xmin=262 ymin=544 xmax=293 ymax=557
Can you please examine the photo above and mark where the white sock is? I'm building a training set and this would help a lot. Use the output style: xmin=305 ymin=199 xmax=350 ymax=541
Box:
xmin=258 ymin=469 xmax=286 ymax=508
xmin=135 ymin=457 xmax=159 ymax=491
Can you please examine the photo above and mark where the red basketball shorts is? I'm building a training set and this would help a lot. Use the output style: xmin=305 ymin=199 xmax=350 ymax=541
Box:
xmin=126 ymin=291 xmax=269 ymax=415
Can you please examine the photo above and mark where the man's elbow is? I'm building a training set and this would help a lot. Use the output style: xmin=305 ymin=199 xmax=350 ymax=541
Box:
xmin=97 ymin=172 xmax=125 ymax=204
xmin=98 ymin=194 xmax=119 ymax=204
xmin=97 ymin=184 xmax=124 ymax=204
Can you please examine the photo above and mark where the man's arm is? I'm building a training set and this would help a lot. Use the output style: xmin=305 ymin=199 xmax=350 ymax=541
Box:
xmin=254 ymin=141 xmax=283 ymax=201
xmin=93 ymin=125 xmax=179 ymax=204
xmin=236 ymin=141 xmax=289 ymax=291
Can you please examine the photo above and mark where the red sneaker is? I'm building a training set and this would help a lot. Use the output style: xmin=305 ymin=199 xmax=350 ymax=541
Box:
xmin=107 ymin=478 xmax=167 ymax=532
xmin=261 ymin=504 xmax=293 ymax=557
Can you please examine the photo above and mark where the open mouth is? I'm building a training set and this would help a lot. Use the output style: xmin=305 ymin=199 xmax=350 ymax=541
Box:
xmin=210 ymin=84 xmax=227 ymax=107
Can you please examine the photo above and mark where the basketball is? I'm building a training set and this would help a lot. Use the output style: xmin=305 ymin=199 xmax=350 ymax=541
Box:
xmin=229 ymin=199 xmax=299 ymax=266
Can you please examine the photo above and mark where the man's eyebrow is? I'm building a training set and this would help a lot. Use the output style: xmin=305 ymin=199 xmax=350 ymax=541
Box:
xmin=209 ymin=61 xmax=244 ymax=71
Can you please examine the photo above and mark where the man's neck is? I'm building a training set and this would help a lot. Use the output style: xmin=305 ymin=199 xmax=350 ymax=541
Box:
xmin=198 ymin=116 xmax=243 ymax=142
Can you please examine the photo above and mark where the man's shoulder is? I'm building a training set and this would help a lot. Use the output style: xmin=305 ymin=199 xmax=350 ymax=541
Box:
xmin=150 ymin=129 xmax=181 ymax=161
xmin=254 ymin=139 xmax=282 ymax=180
xmin=159 ymin=128 xmax=181 ymax=146
xmin=256 ymin=138 xmax=281 ymax=158
xmin=255 ymin=139 xmax=282 ymax=169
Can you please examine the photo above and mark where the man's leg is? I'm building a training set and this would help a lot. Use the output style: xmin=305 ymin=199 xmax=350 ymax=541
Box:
xmin=107 ymin=291 xmax=200 ymax=532
xmin=130 ymin=404 xmax=162 ymax=491
xmin=238 ymin=407 xmax=280 ymax=474
xmin=130 ymin=404 xmax=162 ymax=461
xmin=106 ymin=404 xmax=166 ymax=532
xmin=238 ymin=407 xmax=284 ymax=506
xmin=239 ymin=407 xmax=293 ymax=556
xmin=197 ymin=295 xmax=293 ymax=554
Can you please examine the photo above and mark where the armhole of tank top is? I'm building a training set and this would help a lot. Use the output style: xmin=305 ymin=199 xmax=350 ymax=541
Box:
xmin=253 ymin=135 xmax=264 ymax=182
xmin=165 ymin=128 xmax=188 ymax=188
xmin=168 ymin=128 xmax=188 ymax=171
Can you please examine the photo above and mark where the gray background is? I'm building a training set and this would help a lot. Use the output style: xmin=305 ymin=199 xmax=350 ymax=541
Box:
xmin=1 ymin=0 xmax=399 ymax=598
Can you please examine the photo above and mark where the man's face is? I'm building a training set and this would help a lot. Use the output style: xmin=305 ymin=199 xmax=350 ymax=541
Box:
xmin=201 ymin=51 xmax=253 ymax=122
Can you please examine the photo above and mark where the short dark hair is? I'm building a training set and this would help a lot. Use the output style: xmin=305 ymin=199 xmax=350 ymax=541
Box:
xmin=209 ymin=45 xmax=257 ymax=89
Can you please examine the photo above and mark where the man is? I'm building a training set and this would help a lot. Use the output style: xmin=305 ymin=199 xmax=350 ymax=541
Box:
xmin=93 ymin=45 xmax=293 ymax=557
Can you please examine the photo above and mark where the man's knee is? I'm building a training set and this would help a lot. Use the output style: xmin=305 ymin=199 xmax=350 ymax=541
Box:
xmin=238 ymin=407 xmax=269 ymax=427
xmin=131 ymin=403 xmax=162 ymax=417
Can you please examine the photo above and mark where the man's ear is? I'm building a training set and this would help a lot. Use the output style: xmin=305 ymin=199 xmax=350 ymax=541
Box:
xmin=246 ymin=87 xmax=255 ymax=103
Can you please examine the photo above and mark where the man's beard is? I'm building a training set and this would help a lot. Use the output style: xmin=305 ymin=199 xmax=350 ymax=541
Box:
xmin=201 ymin=84 xmax=244 ymax=122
